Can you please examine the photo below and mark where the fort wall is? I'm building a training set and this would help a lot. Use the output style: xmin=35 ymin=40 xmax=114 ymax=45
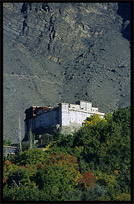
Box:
xmin=25 ymin=108 xmax=59 ymax=137
xmin=24 ymin=101 xmax=105 ymax=138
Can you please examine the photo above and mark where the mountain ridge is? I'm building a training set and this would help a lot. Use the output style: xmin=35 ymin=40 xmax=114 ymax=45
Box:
xmin=3 ymin=2 xmax=130 ymax=143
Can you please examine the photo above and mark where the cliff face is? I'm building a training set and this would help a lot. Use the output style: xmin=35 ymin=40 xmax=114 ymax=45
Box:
xmin=3 ymin=3 xmax=130 ymax=143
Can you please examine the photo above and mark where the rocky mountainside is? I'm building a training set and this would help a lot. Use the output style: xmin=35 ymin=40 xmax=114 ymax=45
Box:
xmin=3 ymin=3 xmax=131 ymax=143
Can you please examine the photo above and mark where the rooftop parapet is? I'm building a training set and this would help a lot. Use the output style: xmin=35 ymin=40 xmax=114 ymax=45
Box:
xmin=80 ymin=101 xmax=92 ymax=111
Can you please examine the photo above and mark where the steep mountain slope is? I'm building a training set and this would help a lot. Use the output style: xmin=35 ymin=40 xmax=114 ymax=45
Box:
xmin=3 ymin=3 xmax=130 ymax=143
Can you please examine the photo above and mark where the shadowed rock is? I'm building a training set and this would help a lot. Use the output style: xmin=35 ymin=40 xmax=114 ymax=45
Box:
xmin=3 ymin=3 xmax=130 ymax=143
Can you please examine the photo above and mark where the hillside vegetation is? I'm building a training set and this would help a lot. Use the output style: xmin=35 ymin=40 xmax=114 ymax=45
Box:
xmin=3 ymin=107 xmax=131 ymax=201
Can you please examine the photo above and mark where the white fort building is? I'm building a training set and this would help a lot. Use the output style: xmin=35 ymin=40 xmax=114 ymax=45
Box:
xmin=24 ymin=101 xmax=105 ymax=138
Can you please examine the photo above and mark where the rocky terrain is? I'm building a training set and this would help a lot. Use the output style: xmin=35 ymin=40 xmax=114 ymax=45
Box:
xmin=3 ymin=3 xmax=131 ymax=143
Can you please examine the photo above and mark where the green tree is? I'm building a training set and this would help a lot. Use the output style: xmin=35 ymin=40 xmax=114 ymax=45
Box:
xmin=3 ymin=107 xmax=131 ymax=201
xmin=38 ymin=133 xmax=54 ymax=147
xmin=35 ymin=153 xmax=84 ymax=201
xmin=3 ymin=139 xmax=11 ymax=146
xmin=28 ymin=128 xmax=35 ymax=149
xmin=3 ymin=182 xmax=42 ymax=201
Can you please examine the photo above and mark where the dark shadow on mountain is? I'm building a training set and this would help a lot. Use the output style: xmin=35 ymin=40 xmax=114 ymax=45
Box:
xmin=117 ymin=3 xmax=131 ymax=41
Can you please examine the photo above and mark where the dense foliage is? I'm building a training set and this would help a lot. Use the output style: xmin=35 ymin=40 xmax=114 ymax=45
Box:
xmin=3 ymin=107 xmax=131 ymax=201
xmin=3 ymin=139 xmax=11 ymax=146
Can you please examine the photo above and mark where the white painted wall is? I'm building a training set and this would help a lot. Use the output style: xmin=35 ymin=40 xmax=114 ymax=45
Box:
xmin=80 ymin=101 xmax=92 ymax=111
xmin=25 ymin=101 xmax=105 ymax=137
xmin=60 ymin=103 xmax=70 ymax=126
xmin=69 ymin=110 xmax=92 ymax=125
xmin=69 ymin=104 xmax=80 ymax=110
xmin=60 ymin=101 xmax=104 ymax=127
xmin=86 ymin=102 xmax=92 ymax=111
xmin=91 ymin=107 xmax=98 ymax=112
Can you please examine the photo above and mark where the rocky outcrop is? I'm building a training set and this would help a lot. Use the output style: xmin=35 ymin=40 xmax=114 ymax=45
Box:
xmin=3 ymin=3 xmax=130 ymax=143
